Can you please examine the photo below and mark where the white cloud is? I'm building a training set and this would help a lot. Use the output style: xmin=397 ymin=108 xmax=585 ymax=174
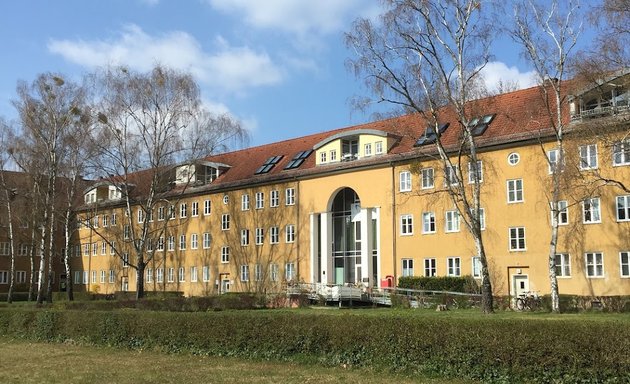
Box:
xmin=47 ymin=24 xmax=283 ymax=94
xmin=208 ymin=0 xmax=379 ymax=36
xmin=478 ymin=61 xmax=538 ymax=93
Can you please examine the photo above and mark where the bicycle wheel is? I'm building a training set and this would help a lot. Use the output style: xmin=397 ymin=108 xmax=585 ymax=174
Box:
xmin=516 ymin=298 xmax=525 ymax=311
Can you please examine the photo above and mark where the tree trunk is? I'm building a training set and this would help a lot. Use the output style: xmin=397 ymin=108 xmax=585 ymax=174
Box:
xmin=63 ymin=210 xmax=74 ymax=301
xmin=136 ymin=261 xmax=145 ymax=300
xmin=4 ymin=188 xmax=16 ymax=304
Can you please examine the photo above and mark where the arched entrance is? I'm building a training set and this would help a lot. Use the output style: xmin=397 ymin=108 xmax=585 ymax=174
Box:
xmin=309 ymin=187 xmax=380 ymax=287
xmin=331 ymin=188 xmax=362 ymax=284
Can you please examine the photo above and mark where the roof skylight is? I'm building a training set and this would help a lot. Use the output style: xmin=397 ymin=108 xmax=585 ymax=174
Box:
xmin=284 ymin=150 xmax=313 ymax=170
xmin=254 ymin=155 xmax=283 ymax=175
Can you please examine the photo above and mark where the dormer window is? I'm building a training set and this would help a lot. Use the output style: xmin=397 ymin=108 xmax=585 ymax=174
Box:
xmin=174 ymin=161 xmax=226 ymax=185
xmin=108 ymin=186 xmax=121 ymax=200
xmin=342 ymin=139 xmax=358 ymax=161
xmin=84 ymin=190 xmax=97 ymax=204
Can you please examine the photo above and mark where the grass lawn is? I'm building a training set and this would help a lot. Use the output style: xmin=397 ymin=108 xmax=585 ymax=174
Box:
xmin=0 ymin=337 xmax=477 ymax=384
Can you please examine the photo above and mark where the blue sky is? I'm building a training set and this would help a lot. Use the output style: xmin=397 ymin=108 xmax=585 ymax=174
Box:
xmin=0 ymin=0 xmax=592 ymax=148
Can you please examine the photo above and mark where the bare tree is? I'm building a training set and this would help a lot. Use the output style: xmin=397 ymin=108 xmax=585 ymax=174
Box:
xmin=0 ymin=122 xmax=18 ymax=303
xmin=509 ymin=0 xmax=583 ymax=312
xmin=89 ymin=64 xmax=247 ymax=299
xmin=12 ymin=73 xmax=88 ymax=303
xmin=346 ymin=0 xmax=495 ymax=313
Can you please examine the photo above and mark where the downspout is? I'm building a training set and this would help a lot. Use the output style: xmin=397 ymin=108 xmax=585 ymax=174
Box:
xmin=390 ymin=162 xmax=397 ymax=287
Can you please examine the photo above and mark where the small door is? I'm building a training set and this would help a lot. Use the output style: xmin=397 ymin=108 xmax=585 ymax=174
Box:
xmin=121 ymin=277 xmax=129 ymax=292
xmin=513 ymin=274 xmax=529 ymax=297
xmin=221 ymin=279 xmax=231 ymax=294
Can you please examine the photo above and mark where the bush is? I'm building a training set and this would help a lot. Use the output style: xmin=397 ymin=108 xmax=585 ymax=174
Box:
xmin=398 ymin=275 xmax=479 ymax=293
xmin=0 ymin=308 xmax=628 ymax=383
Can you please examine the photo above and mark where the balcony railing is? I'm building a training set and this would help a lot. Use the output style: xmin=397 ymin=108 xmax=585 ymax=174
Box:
xmin=571 ymin=103 xmax=630 ymax=121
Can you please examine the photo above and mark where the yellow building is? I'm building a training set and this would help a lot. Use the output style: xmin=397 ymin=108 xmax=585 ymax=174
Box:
xmin=73 ymin=74 xmax=630 ymax=299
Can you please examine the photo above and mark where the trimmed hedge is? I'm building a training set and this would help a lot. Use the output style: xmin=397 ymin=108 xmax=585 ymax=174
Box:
xmin=398 ymin=275 xmax=479 ymax=293
xmin=0 ymin=308 xmax=628 ymax=383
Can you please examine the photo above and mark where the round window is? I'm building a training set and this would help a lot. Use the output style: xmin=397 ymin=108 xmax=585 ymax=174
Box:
xmin=508 ymin=152 xmax=520 ymax=166
xmin=223 ymin=195 xmax=229 ymax=204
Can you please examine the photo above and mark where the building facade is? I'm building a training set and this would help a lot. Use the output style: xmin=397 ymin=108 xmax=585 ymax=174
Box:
xmin=71 ymin=74 xmax=630 ymax=298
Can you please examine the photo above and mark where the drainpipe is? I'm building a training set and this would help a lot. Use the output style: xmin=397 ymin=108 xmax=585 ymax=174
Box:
xmin=390 ymin=162 xmax=397 ymax=287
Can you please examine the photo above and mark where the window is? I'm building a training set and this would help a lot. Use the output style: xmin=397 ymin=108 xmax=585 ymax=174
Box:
xmin=270 ymin=263 xmax=279 ymax=281
xmin=102 ymin=215 xmax=109 ymax=227
xmin=286 ymin=188 xmax=295 ymax=205
xmin=613 ymin=140 xmax=630 ymax=166
xmin=422 ymin=212 xmax=436 ymax=234
xmin=157 ymin=237 xmax=164 ymax=251
xmin=180 ymin=203 xmax=187 ymax=218
xmin=0 ymin=242 xmax=8 ymax=256
xmin=137 ymin=209 xmax=144 ymax=224
xmin=73 ymin=271 xmax=81 ymax=284
xmin=375 ymin=141 xmax=383 ymax=154
xmin=400 ymin=214 xmax=413 ymax=235
xmin=285 ymin=224 xmax=295 ymax=243
xmin=402 ymin=259 xmax=414 ymax=277
xmin=83 ymin=271 xmax=89 ymax=284
xmin=240 ymin=265 xmax=249 ymax=282
xmin=330 ymin=150 xmax=337 ymax=162
xmin=221 ymin=246 xmax=230 ymax=263
xmin=617 ymin=195 xmax=630 ymax=221
xmin=92 ymin=215 xmax=99 ymax=228
xmin=255 ymin=192 xmax=264 ymax=209
xmin=179 ymin=234 xmax=186 ymax=250
xmin=110 ymin=241 xmax=116 ymax=255
xmin=169 ymin=205 xmax=176 ymax=220
xmin=147 ymin=209 xmax=153 ymax=222
xmin=202 ymin=266 xmax=210 ymax=282
xmin=364 ymin=143 xmax=372 ymax=156
xmin=320 ymin=151 xmax=327 ymax=163
xmin=241 ymin=194 xmax=250 ymax=210
xmin=508 ymin=152 xmax=520 ymax=165
xmin=167 ymin=267 xmax=174 ymax=283
xmin=585 ymin=252 xmax=604 ymax=277
xmin=620 ymin=252 xmax=630 ymax=277
xmin=101 ymin=242 xmax=106 ymax=255
xmin=221 ymin=214 xmax=230 ymax=230
xmin=158 ymin=207 xmax=165 ymax=221
xmin=122 ymin=252 xmax=129 ymax=267
xmin=547 ymin=149 xmax=563 ymax=174
xmin=472 ymin=256 xmax=481 ymax=278
xmin=241 ymin=229 xmax=250 ymax=246
xmin=204 ymin=200 xmax=211 ymax=215
xmin=91 ymin=242 xmax=97 ymax=256
xmin=146 ymin=238 xmax=154 ymax=252
xmin=582 ymin=198 xmax=601 ymax=223
xmin=285 ymin=262 xmax=295 ymax=281
xmin=191 ymin=233 xmax=198 ymax=249
xmin=509 ymin=227 xmax=526 ymax=251
xmin=192 ymin=201 xmax=199 ymax=217
xmin=445 ymin=165 xmax=459 ymax=187
xmin=223 ymin=195 xmax=229 ymax=205
xmin=123 ymin=225 xmax=130 ymax=240
xmin=146 ymin=268 xmax=153 ymax=283
xmin=445 ymin=210 xmax=460 ymax=233
xmin=255 ymin=264 xmax=263 ymax=281
xmin=447 ymin=257 xmax=461 ymax=276
xmin=421 ymin=168 xmax=434 ymax=189
xmin=468 ymin=161 xmax=483 ymax=183
xmin=167 ymin=236 xmax=175 ymax=251
xmin=579 ymin=144 xmax=598 ymax=170
xmin=255 ymin=228 xmax=264 ymax=245
xmin=83 ymin=244 xmax=89 ymax=257
xmin=190 ymin=266 xmax=198 ymax=282
xmin=552 ymin=200 xmax=569 ymax=225
xmin=203 ymin=233 xmax=211 ymax=249
xmin=507 ymin=179 xmax=524 ymax=203
xmin=270 ymin=190 xmax=279 ymax=207
xmin=477 ymin=208 xmax=486 ymax=230
xmin=156 ymin=268 xmax=163 ymax=283
xmin=178 ymin=267 xmax=185 ymax=282
xmin=111 ymin=213 xmax=117 ymax=226
xmin=555 ymin=253 xmax=571 ymax=277
xmin=270 ymin=226 xmax=279 ymax=244
xmin=399 ymin=171 xmax=412 ymax=192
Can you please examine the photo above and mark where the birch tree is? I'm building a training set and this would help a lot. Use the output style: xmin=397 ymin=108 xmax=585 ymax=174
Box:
xmin=0 ymin=123 xmax=17 ymax=303
xmin=346 ymin=0 xmax=495 ymax=313
xmin=89 ymin=65 xmax=246 ymax=299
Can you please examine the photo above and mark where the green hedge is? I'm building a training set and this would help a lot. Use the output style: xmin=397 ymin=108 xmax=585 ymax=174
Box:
xmin=398 ymin=275 xmax=479 ymax=293
xmin=0 ymin=308 xmax=628 ymax=383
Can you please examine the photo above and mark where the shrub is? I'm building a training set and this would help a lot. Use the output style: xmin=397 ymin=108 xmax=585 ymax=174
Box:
xmin=0 ymin=308 xmax=628 ymax=383
xmin=398 ymin=275 xmax=479 ymax=293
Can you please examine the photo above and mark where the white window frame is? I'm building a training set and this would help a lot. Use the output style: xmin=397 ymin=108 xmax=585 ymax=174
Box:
xmin=613 ymin=140 xmax=630 ymax=166
xmin=582 ymin=198 xmax=601 ymax=224
xmin=400 ymin=214 xmax=413 ymax=236
xmin=424 ymin=258 xmax=436 ymax=277
xmin=552 ymin=200 xmax=569 ymax=226
xmin=270 ymin=263 xmax=279 ymax=282
xmin=156 ymin=268 xmax=163 ymax=283
xmin=616 ymin=195 xmax=630 ymax=222
xmin=241 ymin=194 xmax=250 ymax=211
xmin=221 ymin=246 xmax=230 ymax=263
xmin=375 ymin=141 xmax=383 ymax=154
xmin=270 ymin=226 xmax=279 ymax=244
xmin=330 ymin=150 xmax=337 ymax=162
xmin=620 ymin=251 xmax=630 ymax=278
xmin=547 ymin=148 xmax=563 ymax=174
xmin=579 ymin=144 xmax=598 ymax=170
xmin=421 ymin=167 xmax=434 ymax=189
xmin=286 ymin=188 xmax=296 ymax=205
xmin=255 ymin=192 xmax=264 ymax=209
xmin=167 ymin=267 xmax=174 ymax=283
xmin=270 ymin=190 xmax=279 ymax=207
xmin=444 ymin=165 xmax=459 ymax=187
xmin=167 ymin=236 xmax=175 ymax=251
xmin=202 ymin=266 xmax=210 ymax=282
xmin=191 ymin=233 xmax=198 ymax=249
xmin=507 ymin=152 xmax=520 ymax=166
xmin=254 ymin=264 xmax=263 ymax=281
xmin=447 ymin=257 xmax=461 ymax=277
xmin=509 ymin=227 xmax=526 ymax=251
xmin=468 ymin=160 xmax=483 ymax=184
xmin=221 ymin=214 xmax=230 ymax=230
xmin=555 ymin=253 xmax=571 ymax=277
xmin=585 ymin=252 xmax=604 ymax=278
xmin=507 ymin=179 xmax=524 ymax=203
xmin=178 ymin=267 xmax=185 ymax=282
xmin=255 ymin=227 xmax=264 ymax=245
xmin=203 ymin=233 xmax=211 ymax=249
xmin=320 ymin=151 xmax=327 ymax=163
xmin=285 ymin=262 xmax=295 ymax=281
xmin=364 ymin=143 xmax=372 ymax=157
xmin=402 ymin=258 xmax=414 ymax=277
xmin=472 ymin=256 xmax=481 ymax=278
xmin=285 ymin=224 xmax=295 ymax=243
xmin=191 ymin=201 xmax=199 ymax=217
xmin=399 ymin=171 xmax=412 ymax=192
xmin=203 ymin=199 xmax=211 ymax=215
xmin=241 ymin=229 xmax=250 ymax=246
xmin=180 ymin=203 xmax=187 ymax=218
xmin=179 ymin=234 xmax=186 ymax=250
xmin=445 ymin=210 xmax=460 ymax=233
xmin=422 ymin=212 xmax=436 ymax=234
xmin=190 ymin=266 xmax=198 ymax=282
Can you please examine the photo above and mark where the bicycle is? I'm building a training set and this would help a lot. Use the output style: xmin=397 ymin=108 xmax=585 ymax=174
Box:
xmin=515 ymin=291 xmax=541 ymax=311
